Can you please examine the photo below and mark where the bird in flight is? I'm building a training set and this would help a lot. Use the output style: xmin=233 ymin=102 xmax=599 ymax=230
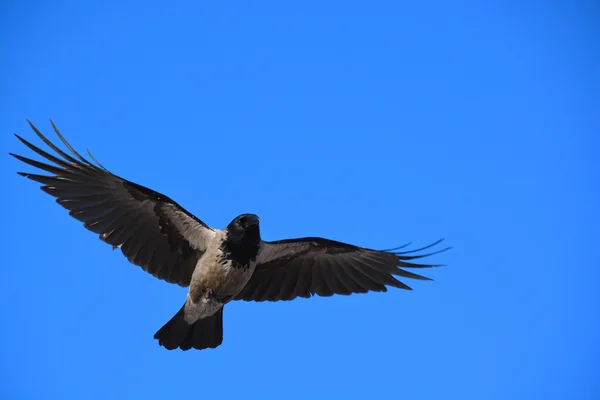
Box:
xmin=10 ymin=121 xmax=450 ymax=351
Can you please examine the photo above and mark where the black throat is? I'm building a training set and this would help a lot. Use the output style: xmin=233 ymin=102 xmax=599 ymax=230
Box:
xmin=221 ymin=226 xmax=261 ymax=268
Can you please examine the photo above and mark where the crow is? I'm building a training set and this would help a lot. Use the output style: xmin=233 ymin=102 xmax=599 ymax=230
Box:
xmin=10 ymin=121 xmax=450 ymax=351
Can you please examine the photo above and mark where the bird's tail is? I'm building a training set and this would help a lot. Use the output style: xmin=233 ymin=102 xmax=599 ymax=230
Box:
xmin=153 ymin=305 xmax=224 ymax=351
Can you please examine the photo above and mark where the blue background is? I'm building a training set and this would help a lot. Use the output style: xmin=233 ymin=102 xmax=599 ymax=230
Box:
xmin=1 ymin=1 xmax=598 ymax=399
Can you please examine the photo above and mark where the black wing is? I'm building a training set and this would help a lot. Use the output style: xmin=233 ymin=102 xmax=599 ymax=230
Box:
xmin=235 ymin=237 xmax=449 ymax=301
xmin=10 ymin=120 xmax=216 ymax=287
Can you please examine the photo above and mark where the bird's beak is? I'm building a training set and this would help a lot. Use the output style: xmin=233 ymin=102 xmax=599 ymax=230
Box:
xmin=247 ymin=215 xmax=260 ymax=226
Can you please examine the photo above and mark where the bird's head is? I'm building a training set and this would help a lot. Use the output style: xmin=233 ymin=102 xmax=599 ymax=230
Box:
xmin=223 ymin=214 xmax=261 ymax=263
xmin=225 ymin=213 xmax=261 ymax=244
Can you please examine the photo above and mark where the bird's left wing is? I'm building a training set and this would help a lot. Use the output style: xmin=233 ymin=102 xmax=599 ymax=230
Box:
xmin=234 ymin=237 xmax=449 ymax=302
xmin=10 ymin=120 xmax=216 ymax=287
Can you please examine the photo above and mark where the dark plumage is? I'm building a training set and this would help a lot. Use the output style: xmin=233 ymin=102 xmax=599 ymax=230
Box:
xmin=235 ymin=238 xmax=446 ymax=301
xmin=10 ymin=120 xmax=451 ymax=351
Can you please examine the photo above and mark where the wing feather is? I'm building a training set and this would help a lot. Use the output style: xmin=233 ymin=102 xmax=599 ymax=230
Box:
xmin=10 ymin=120 xmax=216 ymax=287
xmin=236 ymin=237 xmax=450 ymax=302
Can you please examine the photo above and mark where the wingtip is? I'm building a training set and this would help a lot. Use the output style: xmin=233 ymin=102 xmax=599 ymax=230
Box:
xmin=49 ymin=118 xmax=59 ymax=132
xmin=432 ymin=238 xmax=445 ymax=246
xmin=436 ymin=246 xmax=453 ymax=256
xmin=13 ymin=133 xmax=28 ymax=145
xmin=430 ymin=262 xmax=447 ymax=268
xmin=86 ymin=146 xmax=110 ymax=172
xmin=381 ymin=242 xmax=412 ymax=252
xmin=394 ymin=239 xmax=451 ymax=258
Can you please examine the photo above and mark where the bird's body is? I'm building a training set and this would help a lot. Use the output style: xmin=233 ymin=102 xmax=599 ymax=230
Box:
xmin=186 ymin=226 xmax=259 ymax=322
xmin=154 ymin=215 xmax=263 ymax=350
xmin=10 ymin=120 xmax=451 ymax=351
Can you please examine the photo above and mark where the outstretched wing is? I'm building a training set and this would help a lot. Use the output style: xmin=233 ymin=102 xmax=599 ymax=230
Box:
xmin=10 ymin=120 xmax=216 ymax=287
xmin=235 ymin=237 xmax=449 ymax=301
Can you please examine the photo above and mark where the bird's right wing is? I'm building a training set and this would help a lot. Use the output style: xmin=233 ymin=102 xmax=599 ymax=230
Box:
xmin=235 ymin=237 xmax=449 ymax=302
xmin=10 ymin=121 xmax=216 ymax=287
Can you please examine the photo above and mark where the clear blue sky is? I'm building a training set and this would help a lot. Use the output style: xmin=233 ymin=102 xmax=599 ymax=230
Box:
xmin=1 ymin=1 xmax=598 ymax=399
